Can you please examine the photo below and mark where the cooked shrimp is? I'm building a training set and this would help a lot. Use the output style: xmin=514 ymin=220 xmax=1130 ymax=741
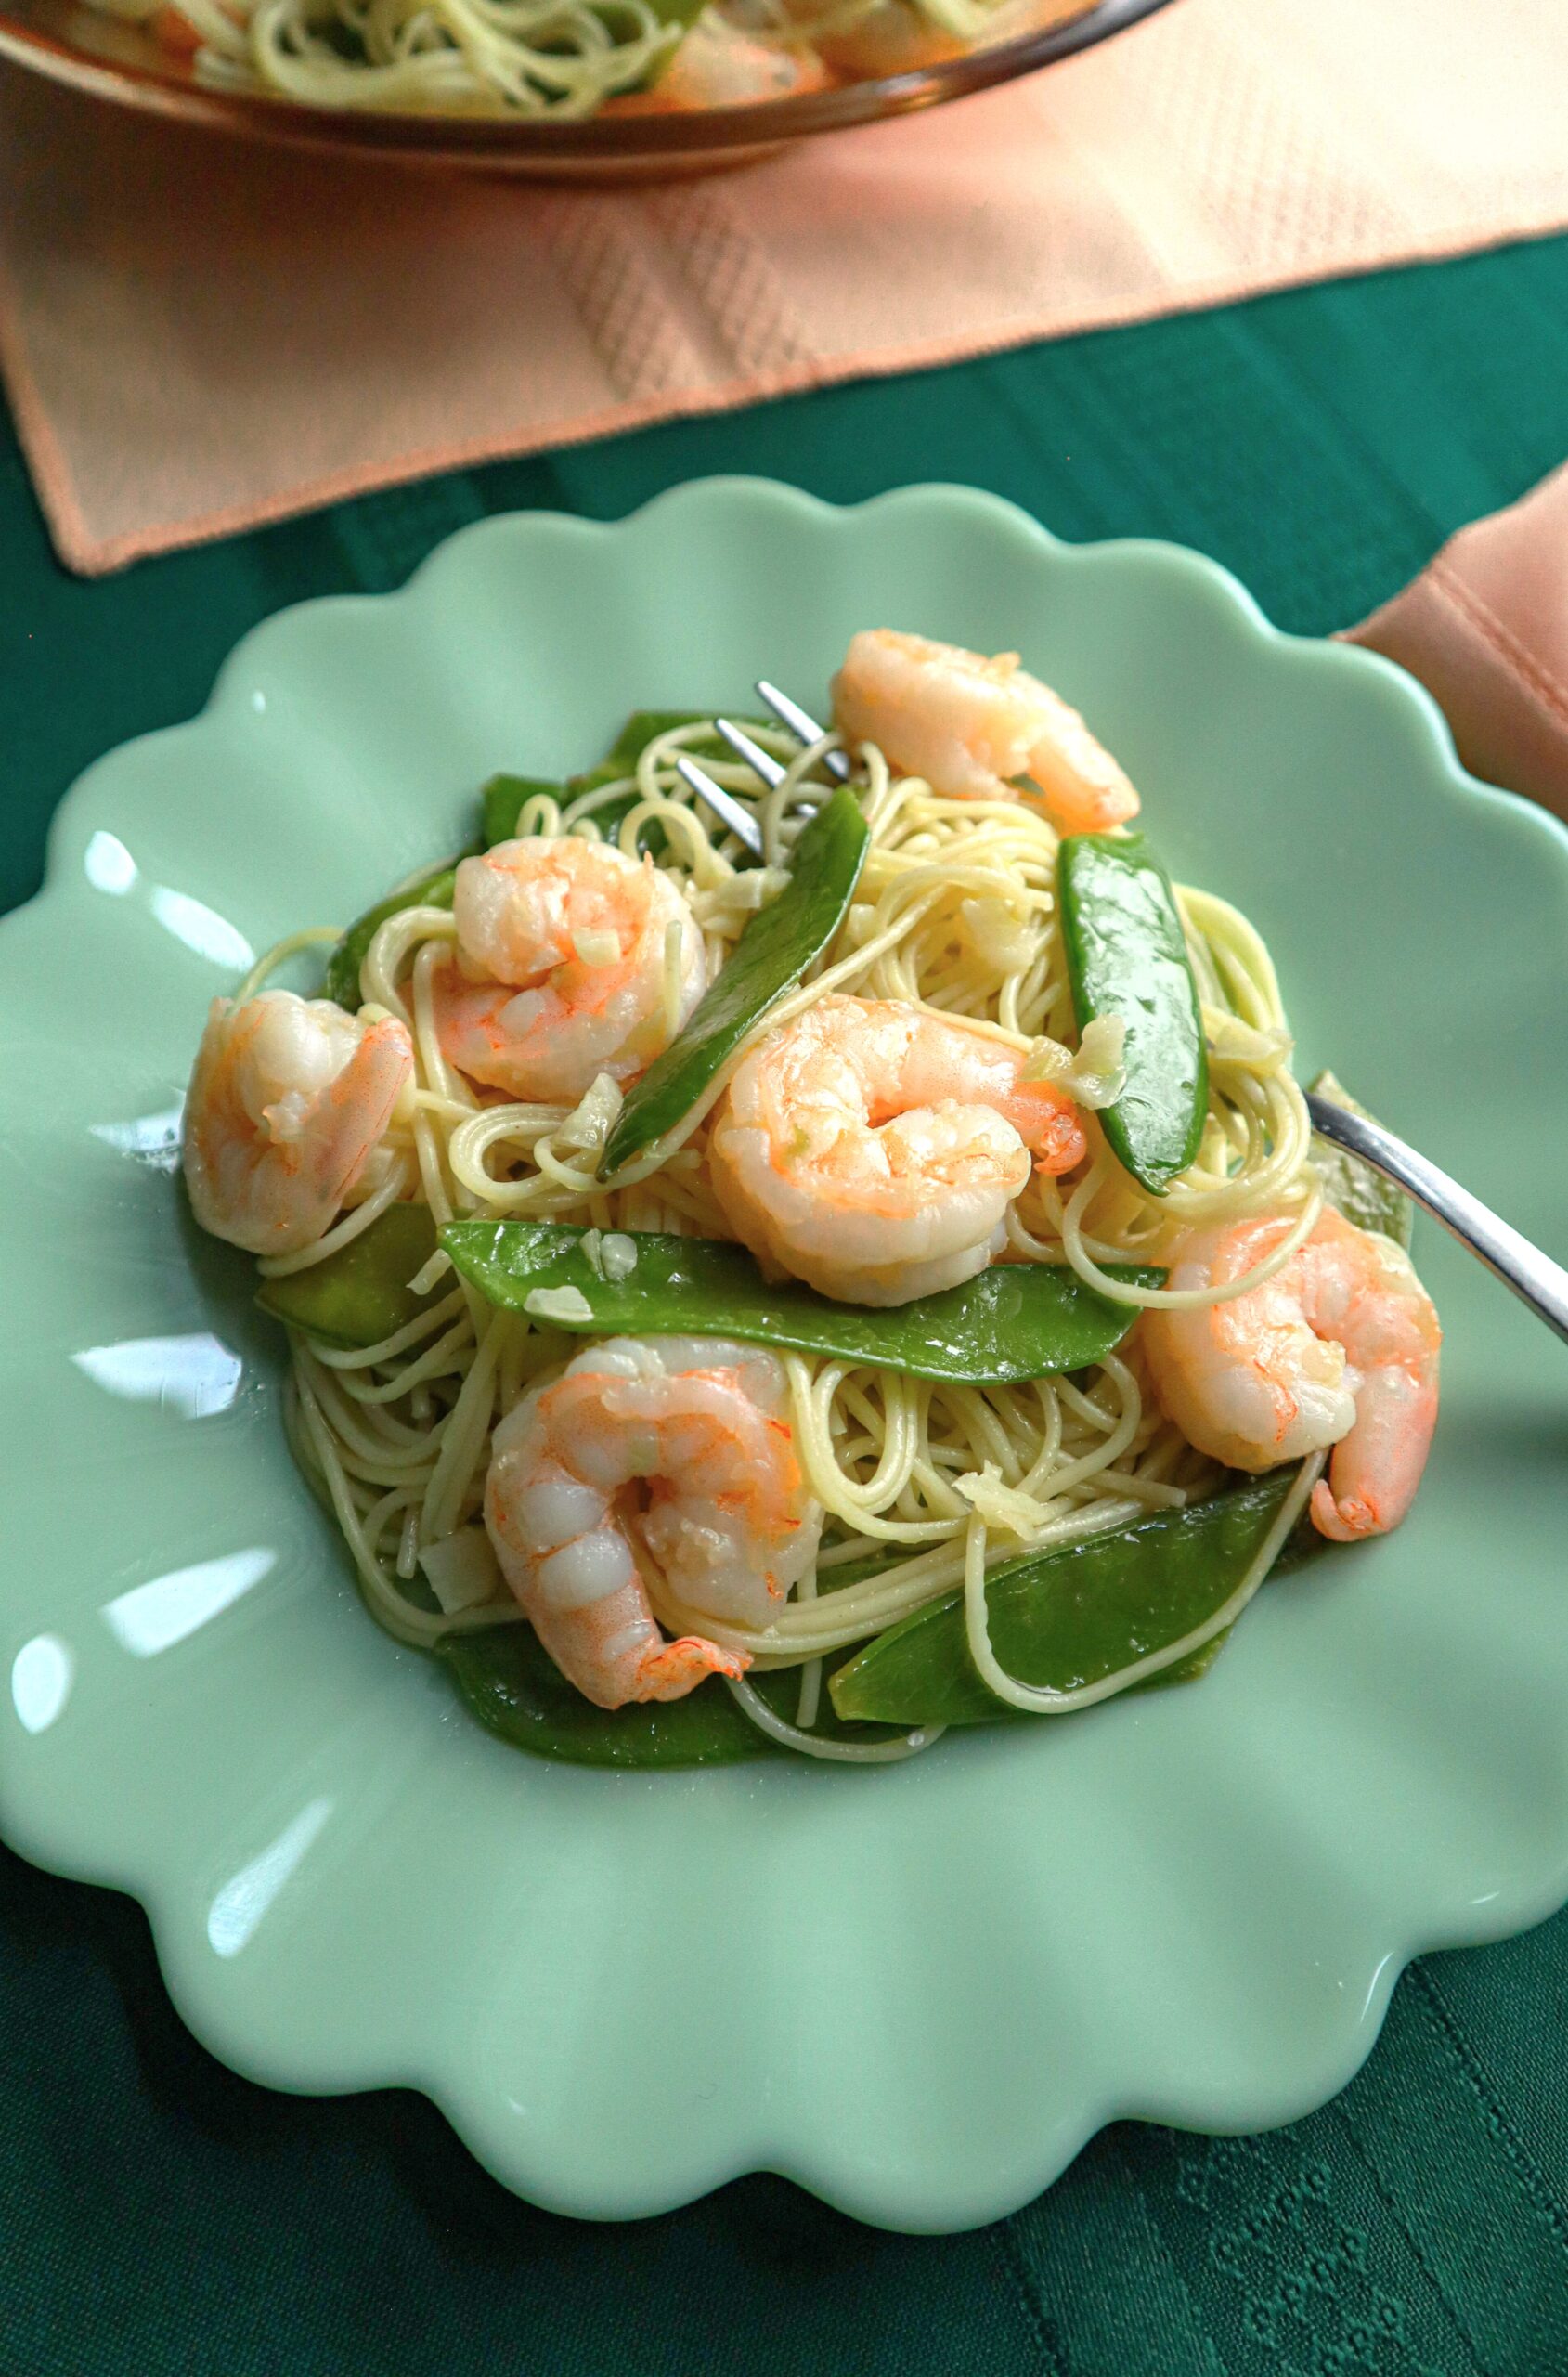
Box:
xmin=434 ymin=835 xmax=705 ymax=1104
xmin=708 ymin=994 xmax=1086 ymax=1305
xmin=606 ymin=14 xmax=830 ymax=110
xmin=486 ymin=1336 xmax=822 ymax=1709
xmin=1142 ymin=1206 xmax=1442 ymax=1543
xmin=832 ymin=629 xmax=1139 ymax=836
xmin=183 ymin=990 xmax=413 ymax=1256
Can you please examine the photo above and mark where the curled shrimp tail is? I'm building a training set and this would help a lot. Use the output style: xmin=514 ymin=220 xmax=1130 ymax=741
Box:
xmin=1311 ymin=1356 xmax=1440 ymax=1541
xmin=1311 ymin=1480 xmax=1371 ymax=1544
xmin=1008 ymin=1079 xmax=1088 ymax=1176
xmin=316 ymin=1015 xmax=413 ymax=1186
xmin=635 ymin=1633 xmax=750 ymax=1701
xmin=525 ymin=1578 xmax=749 ymax=1710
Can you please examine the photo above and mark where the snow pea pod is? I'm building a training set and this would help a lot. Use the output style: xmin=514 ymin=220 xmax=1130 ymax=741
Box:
xmin=440 ymin=1628 xmax=893 ymax=1770
xmin=443 ymin=1217 xmax=1160 ymax=1383
xmin=441 ymin=1226 xmax=1163 ymax=1378
xmin=255 ymin=1203 xmax=442 ymax=1349
xmin=1058 ymin=830 xmax=1207 ymax=1195
xmin=1309 ymin=1069 xmax=1413 ymax=1251
xmin=483 ymin=713 xmax=771 ymax=858
xmin=599 ymin=786 xmax=869 ymax=1178
xmin=829 ymin=1468 xmax=1303 ymax=1727
xmin=479 ymin=721 xmax=665 ymax=849
xmin=437 ymin=1491 xmax=1321 ymax=1770
xmin=480 ymin=773 xmax=562 ymax=848
xmin=324 ymin=864 xmax=461 ymax=1013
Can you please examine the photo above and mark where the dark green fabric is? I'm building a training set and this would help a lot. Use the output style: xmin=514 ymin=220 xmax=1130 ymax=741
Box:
xmin=5 ymin=234 xmax=1568 ymax=2373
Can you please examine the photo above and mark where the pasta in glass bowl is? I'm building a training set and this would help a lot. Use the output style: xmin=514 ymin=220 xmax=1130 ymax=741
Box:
xmin=0 ymin=0 xmax=1173 ymax=173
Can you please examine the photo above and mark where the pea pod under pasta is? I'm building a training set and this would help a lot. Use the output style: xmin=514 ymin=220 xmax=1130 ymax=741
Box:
xmin=829 ymin=1467 xmax=1310 ymax=1727
xmin=256 ymin=1204 xmax=445 ymax=1348
xmin=441 ymin=1623 xmax=907 ymax=1770
xmin=1308 ymin=1070 xmax=1414 ymax=1251
xmin=482 ymin=713 xmax=774 ymax=853
xmin=325 ymin=863 xmax=461 ymax=1014
xmin=442 ymin=1218 xmax=1161 ymax=1383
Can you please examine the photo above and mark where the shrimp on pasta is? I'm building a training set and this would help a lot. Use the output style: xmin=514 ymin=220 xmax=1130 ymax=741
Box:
xmin=485 ymin=1337 xmax=821 ymax=1707
xmin=710 ymin=994 xmax=1085 ymax=1305
xmin=184 ymin=991 xmax=411 ymax=1255
xmin=434 ymin=834 xmax=704 ymax=1103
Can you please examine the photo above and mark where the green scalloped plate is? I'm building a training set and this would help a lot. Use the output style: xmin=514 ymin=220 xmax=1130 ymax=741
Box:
xmin=2 ymin=480 xmax=1566 ymax=2232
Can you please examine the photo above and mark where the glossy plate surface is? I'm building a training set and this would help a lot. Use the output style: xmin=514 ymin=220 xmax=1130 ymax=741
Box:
xmin=2 ymin=480 xmax=1566 ymax=2232
xmin=0 ymin=0 xmax=1171 ymax=175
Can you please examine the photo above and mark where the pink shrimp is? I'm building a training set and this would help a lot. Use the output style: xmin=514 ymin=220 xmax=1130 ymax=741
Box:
xmin=606 ymin=15 xmax=830 ymax=111
xmin=1142 ymin=1206 xmax=1442 ymax=1542
xmin=708 ymin=994 xmax=1086 ymax=1305
xmin=485 ymin=1336 xmax=822 ymax=1709
xmin=832 ymin=629 xmax=1140 ymax=836
xmin=183 ymin=990 xmax=412 ymax=1256
xmin=433 ymin=835 xmax=705 ymax=1105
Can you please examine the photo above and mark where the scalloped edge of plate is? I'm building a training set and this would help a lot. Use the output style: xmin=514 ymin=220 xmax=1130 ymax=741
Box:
xmin=5 ymin=478 xmax=1568 ymax=2234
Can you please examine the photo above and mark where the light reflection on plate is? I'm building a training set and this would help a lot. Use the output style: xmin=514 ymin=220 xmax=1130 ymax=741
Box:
xmin=102 ymin=1548 xmax=277 ymax=1657
xmin=71 ymin=1332 xmax=245 ymax=1418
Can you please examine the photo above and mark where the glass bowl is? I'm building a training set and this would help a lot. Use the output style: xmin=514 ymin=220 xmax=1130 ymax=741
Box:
xmin=0 ymin=0 xmax=1174 ymax=176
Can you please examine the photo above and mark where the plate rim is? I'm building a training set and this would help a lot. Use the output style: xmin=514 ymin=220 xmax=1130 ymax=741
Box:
xmin=6 ymin=474 xmax=1568 ymax=2234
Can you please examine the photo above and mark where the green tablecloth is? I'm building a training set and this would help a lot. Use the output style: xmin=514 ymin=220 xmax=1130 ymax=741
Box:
xmin=5 ymin=232 xmax=1568 ymax=2376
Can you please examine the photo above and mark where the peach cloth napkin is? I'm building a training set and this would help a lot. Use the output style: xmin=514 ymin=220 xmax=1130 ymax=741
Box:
xmin=1349 ymin=462 xmax=1568 ymax=823
xmin=1 ymin=0 xmax=1567 ymax=573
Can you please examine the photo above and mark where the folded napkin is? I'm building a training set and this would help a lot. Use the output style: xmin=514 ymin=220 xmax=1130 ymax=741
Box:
xmin=1350 ymin=462 xmax=1568 ymax=821
xmin=2 ymin=0 xmax=1567 ymax=574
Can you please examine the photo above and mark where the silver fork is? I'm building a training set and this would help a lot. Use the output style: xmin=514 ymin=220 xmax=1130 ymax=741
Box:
xmin=674 ymin=685 xmax=1568 ymax=1343
xmin=673 ymin=682 xmax=847 ymax=860
xmin=1306 ymin=1095 xmax=1568 ymax=1344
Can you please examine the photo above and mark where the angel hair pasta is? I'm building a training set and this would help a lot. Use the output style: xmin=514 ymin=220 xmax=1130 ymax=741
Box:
xmin=181 ymin=628 xmax=1442 ymax=1768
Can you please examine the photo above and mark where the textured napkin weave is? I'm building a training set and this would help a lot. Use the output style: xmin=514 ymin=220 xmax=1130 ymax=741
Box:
xmin=1 ymin=0 xmax=1567 ymax=574
xmin=1350 ymin=461 xmax=1568 ymax=821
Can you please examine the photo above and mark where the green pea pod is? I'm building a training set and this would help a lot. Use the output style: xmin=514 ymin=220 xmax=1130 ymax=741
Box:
xmin=829 ymin=1468 xmax=1302 ymax=1727
xmin=590 ymin=709 xmax=724 ymax=774
xmin=480 ymin=773 xmax=563 ymax=848
xmin=438 ymin=1495 xmax=1296 ymax=1770
xmin=255 ymin=1204 xmax=442 ymax=1349
xmin=1058 ymin=830 xmax=1208 ymax=1195
xmin=443 ymin=1217 xmax=1160 ymax=1383
xmin=563 ymin=710 xmax=775 ymax=860
xmin=324 ymin=864 xmax=460 ymax=1013
xmin=484 ymin=715 xmax=773 ymax=860
xmin=1309 ymin=1069 xmax=1414 ymax=1252
xmin=600 ymin=786 xmax=870 ymax=1178
xmin=440 ymin=1628 xmax=896 ymax=1770
xmin=480 ymin=719 xmax=721 ymax=850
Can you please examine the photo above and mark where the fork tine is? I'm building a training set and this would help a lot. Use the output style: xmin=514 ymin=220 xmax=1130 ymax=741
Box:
xmin=755 ymin=681 xmax=851 ymax=780
xmin=673 ymin=754 xmax=764 ymax=858
xmin=714 ymin=717 xmax=787 ymax=787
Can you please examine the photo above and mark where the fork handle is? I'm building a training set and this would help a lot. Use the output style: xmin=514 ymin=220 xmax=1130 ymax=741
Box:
xmin=1305 ymin=1093 xmax=1568 ymax=1345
